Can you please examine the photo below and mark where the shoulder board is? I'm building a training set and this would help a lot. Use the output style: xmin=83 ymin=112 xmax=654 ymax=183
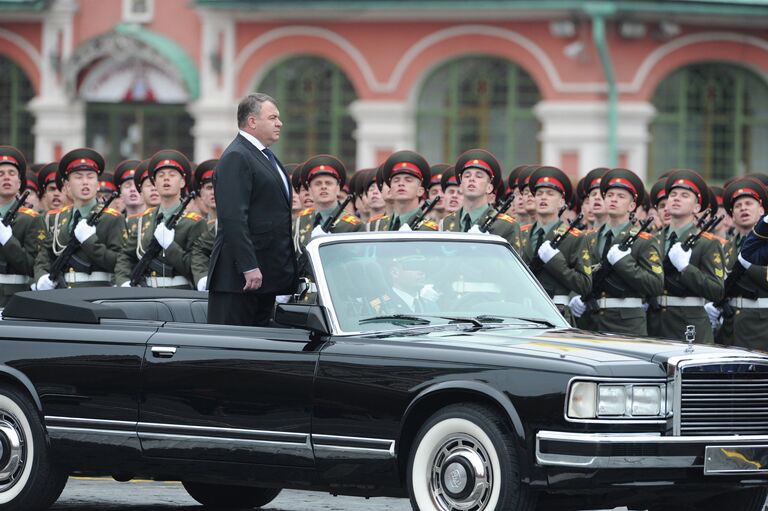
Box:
xmin=570 ymin=228 xmax=583 ymax=237
xmin=422 ymin=219 xmax=439 ymax=230
xmin=183 ymin=212 xmax=203 ymax=221
xmin=521 ymin=223 xmax=532 ymax=231
xmin=19 ymin=207 xmax=39 ymax=217
xmin=127 ymin=211 xmax=143 ymax=218
xmin=340 ymin=213 xmax=360 ymax=225
xmin=299 ymin=207 xmax=315 ymax=217
xmin=369 ymin=213 xmax=386 ymax=222
xmin=495 ymin=213 xmax=515 ymax=224
xmin=701 ymin=232 xmax=716 ymax=241
xmin=102 ymin=207 xmax=121 ymax=217
xmin=638 ymin=231 xmax=652 ymax=240
xmin=142 ymin=207 xmax=157 ymax=217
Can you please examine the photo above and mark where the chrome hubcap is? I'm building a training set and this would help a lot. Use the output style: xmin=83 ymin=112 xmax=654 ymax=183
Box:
xmin=0 ymin=413 xmax=25 ymax=493
xmin=430 ymin=434 xmax=492 ymax=511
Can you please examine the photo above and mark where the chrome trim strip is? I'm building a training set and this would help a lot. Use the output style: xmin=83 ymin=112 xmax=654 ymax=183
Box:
xmin=137 ymin=422 xmax=307 ymax=441
xmin=536 ymin=430 xmax=768 ymax=469
xmin=138 ymin=432 xmax=309 ymax=448
xmin=47 ymin=426 xmax=137 ymax=436
xmin=45 ymin=416 xmax=136 ymax=427
xmin=312 ymin=433 xmax=396 ymax=458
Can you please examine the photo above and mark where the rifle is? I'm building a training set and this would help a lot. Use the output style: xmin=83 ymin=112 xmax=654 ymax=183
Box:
xmin=49 ymin=191 xmax=119 ymax=288
xmin=583 ymin=216 xmax=655 ymax=313
xmin=2 ymin=190 xmax=30 ymax=226
xmin=529 ymin=212 xmax=584 ymax=273
xmin=407 ymin=197 xmax=439 ymax=230
xmin=478 ymin=193 xmax=514 ymax=233
xmin=129 ymin=192 xmax=197 ymax=287
xmin=696 ymin=208 xmax=713 ymax=229
xmin=320 ymin=193 xmax=354 ymax=233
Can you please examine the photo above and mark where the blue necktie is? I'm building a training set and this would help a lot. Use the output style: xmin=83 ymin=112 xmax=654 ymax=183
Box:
xmin=262 ymin=147 xmax=280 ymax=171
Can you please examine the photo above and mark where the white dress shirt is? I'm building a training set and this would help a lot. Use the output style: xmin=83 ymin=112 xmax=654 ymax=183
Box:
xmin=238 ymin=129 xmax=290 ymax=196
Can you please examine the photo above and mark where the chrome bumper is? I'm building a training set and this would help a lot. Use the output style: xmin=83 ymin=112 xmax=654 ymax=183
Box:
xmin=536 ymin=430 xmax=768 ymax=474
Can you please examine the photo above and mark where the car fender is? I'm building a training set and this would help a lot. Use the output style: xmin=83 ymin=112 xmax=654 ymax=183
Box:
xmin=0 ymin=364 xmax=42 ymax=413
xmin=401 ymin=379 xmax=526 ymax=441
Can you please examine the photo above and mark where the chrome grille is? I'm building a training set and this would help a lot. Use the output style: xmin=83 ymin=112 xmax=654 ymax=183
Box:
xmin=680 ymin=362 xmax=768 ymax=436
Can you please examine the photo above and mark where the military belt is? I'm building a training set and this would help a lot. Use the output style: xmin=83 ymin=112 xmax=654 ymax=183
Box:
xmin=595 ymin=297 xmax=643 ymax=309
xmin=0 ymin=274 xmax=31 ymax=285
xmin=654 ymin=296 xmax=706 ymax=307
xmin=147 ymin=276 xmax=191 ymax=288
xmin=728 ymin=297 xmax=768 ymax=309
xmin=64 ymin=271 xmax=113 ymax=284
xmin=552 ymin=295 xmax=570 ymax=306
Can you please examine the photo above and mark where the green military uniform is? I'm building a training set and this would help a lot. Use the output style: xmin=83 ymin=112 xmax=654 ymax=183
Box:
xmin=34 ymin=201 xmax=126 ymax=287
xmin=292 ymin=206 xmax=364 ymax=252
xmin=581 ymin=222 xmax=663 ymax=335
xmin=521 ymin=220 xmax=592 ymax=318
xmin=710 ymin=179 xmax=768 ymax=350
xmin=36 ymin=161 xmax=60 ymax=232
xmin=191 ymin=219 xmax=215 ymax=289
xmin=370 ymin=208 xmax=439 ymax=232
xmin=647 ymin=223 xmax=724 ymax=343
xmin=115 ymin=202 xmax=206 ymax=288
xmin=576 ymin=169 xmax=664 ymax=336
xmin=366 ymin=213 xmax=389 ymax=232
xmin=442 ymin=206 xmax=520 ymax=251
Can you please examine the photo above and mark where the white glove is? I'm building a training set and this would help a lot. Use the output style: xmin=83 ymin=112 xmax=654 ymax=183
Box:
xmin=538 ymin=241 xmax=560 ymax=264
xmin=311 ymin=225 xmax=328 ymax=238
xmin=120 ymin=281 xmax=132 ymax=287
xmin=74 ymin=219 xmax=97 ymax=244
xmin=398 ymin=223 xmax=413 ymax=232
xmin=154 ymin=223 xmax=175 ymax=250
xmin=197 ymin=276 xmax=208 ymax=292
xmin=418 ymin=284 xmax=440 ymax=302
xmin=606 ymin=245 xmax=630 ymax=265
xmin=738 ymin=252 xmax=752 ymax=270
xmin=668 ymin=242 xmax=691 ymax=272
xmin=468 ymin=224 xmax=489 ymax=235
xmin=37 ymin=274 xmax=56 ymax=291
xmin=0 ymin=221 xmax=12 ymax=246
xmin=763 ymin=214 xmax=768 ymax=224
xmin=275 ymin=294 xmax=291 ymax=304
xmin=704 ymin=302 xmax=723 ymax=329
xmin=569 ymin=295 xmax=587 ymax=318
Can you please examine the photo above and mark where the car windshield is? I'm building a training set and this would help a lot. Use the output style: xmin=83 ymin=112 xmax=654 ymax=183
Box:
xmin=317 ymin=239 xmax=568 ymax=333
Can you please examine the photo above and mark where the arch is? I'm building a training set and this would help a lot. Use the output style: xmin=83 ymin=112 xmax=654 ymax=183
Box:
xmin=236 ymin=27 xmax=372 ymax=99
xmin=648 ymin=62 xmax=768 ymax=181
xmin=415 ymin=55 xmax=542 ymax=167
xmin=631 ymin=32 xmax=768 ymax=101
xmin=0 ymin=28 xmax=40 ymax=93
xmin=0 ymin=55 xmax=36 ymax=158
xmin=256 ymin=55 xmax=358 ymax=168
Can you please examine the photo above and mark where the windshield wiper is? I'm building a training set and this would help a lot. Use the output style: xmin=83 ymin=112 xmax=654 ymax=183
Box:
xmin=473 ymin=315 xmax=556 ymax=328
xmin=359 ymin=314 xmax=432 ymax=326
xmin=436 ymin=316 xmax=484 ymax=328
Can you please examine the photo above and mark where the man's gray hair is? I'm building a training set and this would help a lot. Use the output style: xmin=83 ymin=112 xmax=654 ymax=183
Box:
xmin=237 ymin=93 xmax=277 ymax=128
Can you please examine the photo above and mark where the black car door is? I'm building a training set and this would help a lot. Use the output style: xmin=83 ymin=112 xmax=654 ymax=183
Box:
xmin=138 ymin=322 xmax=318 ymax=466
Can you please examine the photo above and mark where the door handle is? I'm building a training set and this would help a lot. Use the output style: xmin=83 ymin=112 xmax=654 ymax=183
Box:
xmin=151 ymin=346 xmax=177 ymax=358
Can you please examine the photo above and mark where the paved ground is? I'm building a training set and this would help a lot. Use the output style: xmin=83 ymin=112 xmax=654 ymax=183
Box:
xmin=50 ymin=477 xmax=634 ymax=510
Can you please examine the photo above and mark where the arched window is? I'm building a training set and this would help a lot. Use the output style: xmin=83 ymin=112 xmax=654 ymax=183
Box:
xmin=649 ymin=63 xmax=768 ymax=181
xmin=0 ymin=56 xmax=35 ymax=159
xmin=417 ymin=56 xmax=541 ymax=167
xmin=258 ymin=56 xmax=358 ymax=168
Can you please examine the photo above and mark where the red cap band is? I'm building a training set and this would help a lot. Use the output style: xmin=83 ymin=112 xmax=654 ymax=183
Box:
xmin=589 ymin=177 xmax=602 ymax=191
xmin=26 ymin=179 xmax=38 ymax=192
xmin=733 ymin=188 xmax=762 ymax=205
xmin=119 ymin=169 xmax=136 ymax=182
xmin=66 ymin=158 xmax=99 ymax=173
xmin=535 ymin=176 xmax=566 ymax=194
xmin=446 ymin=176 xmax=458 ymax=186
xmin=391 ymin=162 xmax=423 ymax=179
xmin=307 ymin=164 xmax=340 ymax=181
xmin=671 ymin=178 xmax=702 ymax=202
xmin=138 ymin=170 xmax=150 ymax=183
xmin=99 ymin=181 xmax=117 ymax=192
xmin=606 ymin=177 xmax=638 ymax=198
xmin=200 ymin=170 xmax=214 ymax=182
xmin=656 ymin=188 xmax=666 ymax=200
xmin=154 ymin=159 xmax=185 ymax=176
xmin=44 ymin=172 xmax=57 ymax=185
xmin=462 ymin=159 xmax=494 ymax=179
xmin=715 ymin=195 xmax=723 ymax=206
xmin=0 ymin=156 xmax=19 ymax=167
xmin=430 ymin=174 xmax=442 ymax=185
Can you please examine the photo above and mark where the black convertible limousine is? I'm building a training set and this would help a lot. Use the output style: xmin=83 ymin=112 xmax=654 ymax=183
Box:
xmin=0 ymin=232 xmax=767 ymax=511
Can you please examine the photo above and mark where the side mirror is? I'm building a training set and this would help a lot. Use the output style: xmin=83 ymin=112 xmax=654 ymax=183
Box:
xmin=274 ymin=303 xmax=331 ymax=335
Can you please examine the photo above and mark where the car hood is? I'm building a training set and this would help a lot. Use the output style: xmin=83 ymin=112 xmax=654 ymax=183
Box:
xmin=371 ymin=325 xmax=757 ymax=366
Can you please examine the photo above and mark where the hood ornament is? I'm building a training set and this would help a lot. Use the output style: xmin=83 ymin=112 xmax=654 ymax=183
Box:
xmin=685 ymin=325 xmax=696 ymax=353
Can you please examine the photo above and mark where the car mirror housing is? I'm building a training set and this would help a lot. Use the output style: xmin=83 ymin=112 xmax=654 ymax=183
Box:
xmin=274 ymin=303 xmax=331 ymax=335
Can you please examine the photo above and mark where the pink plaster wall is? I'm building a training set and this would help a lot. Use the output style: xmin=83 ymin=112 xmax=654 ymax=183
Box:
xmin=0 ymin=22 xmax=41 ymax=92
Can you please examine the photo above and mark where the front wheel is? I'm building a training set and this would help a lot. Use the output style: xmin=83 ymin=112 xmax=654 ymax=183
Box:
xmin=182 ymin=481 xmax=281 ymax=509
xmin=407 ymin=403 xmax=536 ymax=511
xmin=0 ymin=386 xmax=68 ymax=511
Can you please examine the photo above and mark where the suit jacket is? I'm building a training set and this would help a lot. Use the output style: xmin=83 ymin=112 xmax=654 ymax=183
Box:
xmin=208 ymin=134 xmax=297 ymax=295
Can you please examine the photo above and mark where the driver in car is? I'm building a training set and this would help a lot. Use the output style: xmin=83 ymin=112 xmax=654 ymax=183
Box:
xmin=370 ymin=254 xmax=440 ymax=315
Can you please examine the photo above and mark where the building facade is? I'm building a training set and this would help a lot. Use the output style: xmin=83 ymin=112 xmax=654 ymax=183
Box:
xmin=1 ymin=0 xmax=767 ymax=182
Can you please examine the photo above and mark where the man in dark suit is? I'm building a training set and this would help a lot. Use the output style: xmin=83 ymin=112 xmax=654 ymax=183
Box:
xmin=207 ymin=93 xmax=298 ymax=326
